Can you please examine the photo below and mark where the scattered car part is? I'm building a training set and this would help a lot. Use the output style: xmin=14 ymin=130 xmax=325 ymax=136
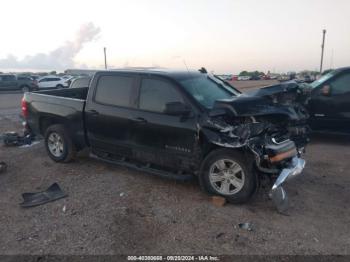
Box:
xmin=20 ymin=183 xmax=67 ymax=208
xmin=0 ymin=162 xmax=7 ymax=174
xmin=270 ymin=157 xmax=305 ymax=212
xmin=238 ymin=222 xmax=253 ymax=231
xmin=2 ymin=132 xmax=35 ymax=147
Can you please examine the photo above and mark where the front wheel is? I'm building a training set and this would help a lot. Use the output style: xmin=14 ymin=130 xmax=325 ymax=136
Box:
xmin=56 ymin=84 xmax=64 ymax=89
xmin=200 ymin=149 xmax=257 ymax=204
xmin=44 ymin=124 xmax=76 ymax=162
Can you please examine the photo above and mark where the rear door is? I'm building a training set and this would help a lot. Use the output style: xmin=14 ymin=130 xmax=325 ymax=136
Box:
xmin=38 ymin=78 xmax=49 ymax=88
xmin=131 ymin=76 xmax=198 ymax=171
xmin=85 ymin=73 xmax=138 ymax=157
xmin=309 ymin=70 xmax=350 ymax=132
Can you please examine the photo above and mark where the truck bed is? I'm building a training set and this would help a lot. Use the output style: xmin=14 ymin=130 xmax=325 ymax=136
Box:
xmin=32 ymin=87 xmax=88 ymax=100
xmin=23 ymin=87 xmax=88 ymax=149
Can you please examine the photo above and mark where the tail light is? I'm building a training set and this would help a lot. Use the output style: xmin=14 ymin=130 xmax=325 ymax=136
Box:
xmin=21 ymin=97 xmax=28 ymax=118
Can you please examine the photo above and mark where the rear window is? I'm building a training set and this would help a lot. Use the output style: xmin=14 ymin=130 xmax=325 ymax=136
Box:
xmin=95 ymin=75 xmax=134 ymax=107
xmin=71 ymin=78 xmax=90 ymax=88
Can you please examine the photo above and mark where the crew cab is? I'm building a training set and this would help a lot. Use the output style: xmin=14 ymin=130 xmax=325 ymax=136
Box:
xmin=307 ymin=67 xmax=350 ymax=133
xmin=22 ymin=69 xmax=310 ymax=207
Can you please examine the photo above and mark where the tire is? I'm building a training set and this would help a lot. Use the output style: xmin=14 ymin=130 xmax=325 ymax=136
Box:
xmin=199 ymin=149 xmax=257 ymax=204
xmin=56 ymin=84 xmax=64 ymax=89
xmin=21 ymin=86 xmax=30 ymax=92
xmin=44 ymin=124 xmax=76 ymax=162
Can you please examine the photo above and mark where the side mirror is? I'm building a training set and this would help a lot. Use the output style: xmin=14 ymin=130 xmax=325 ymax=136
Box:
xmin=164 ymin=102 xmax=191 ymax=116
xmin=321 ymin=85 xmax=331 ymax=96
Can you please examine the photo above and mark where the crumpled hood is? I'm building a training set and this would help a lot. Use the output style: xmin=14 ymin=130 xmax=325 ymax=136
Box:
xmin=211 ymin=81 xmax=310 ymax=121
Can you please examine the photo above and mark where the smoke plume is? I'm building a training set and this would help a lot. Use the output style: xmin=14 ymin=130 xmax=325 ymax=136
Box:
xmin=0 ymin=22 xmax=101 ymax=70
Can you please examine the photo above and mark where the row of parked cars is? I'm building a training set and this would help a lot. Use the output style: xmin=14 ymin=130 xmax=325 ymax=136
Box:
xmin=0 ymin=74 xmax=91 ymax=92
xmin=218 ymin=74 xmax=316 ymax=82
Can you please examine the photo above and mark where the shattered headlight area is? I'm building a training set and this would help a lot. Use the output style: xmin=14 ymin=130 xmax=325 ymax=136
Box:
xmin=202 ymin=113 xmax=308 ymax=212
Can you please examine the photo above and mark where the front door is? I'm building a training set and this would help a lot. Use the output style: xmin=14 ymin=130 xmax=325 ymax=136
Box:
xmin=131 ymin=77 xmax=198 ymax=171
xmin=309 ymin=70 xmax=350 ymax=133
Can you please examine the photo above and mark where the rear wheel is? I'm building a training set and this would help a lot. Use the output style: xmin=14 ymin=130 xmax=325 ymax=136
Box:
xmin=200 ymin=149 xmax=257 ymax=204
xmin=44 ymin=124 xmax=76 ymax=162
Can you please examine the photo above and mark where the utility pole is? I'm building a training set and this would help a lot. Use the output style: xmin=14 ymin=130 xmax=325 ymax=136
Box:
xmin=104 ymin=47 xmax=107 ymax=69
xmin=320 ymin=29 xmax=326 ymax=73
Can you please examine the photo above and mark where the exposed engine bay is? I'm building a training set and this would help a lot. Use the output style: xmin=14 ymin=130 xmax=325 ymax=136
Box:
xmin=201 ymin=81 xmax=311 ymax=211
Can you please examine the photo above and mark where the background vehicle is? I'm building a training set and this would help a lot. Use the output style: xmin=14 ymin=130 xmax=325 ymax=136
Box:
xmin=69 ymin=76 xmax=91 ymax=88
xmin=237 ymin=75 xmax=251 ymax=81
xmin=37 ymin=76 xmax=69 ymax=89
xmin=307 ymin=67 xmax=350 ymax=133
xmin=22 ymin=69 xmax=309 ymax=205
xmin=0 ymin=74 xmax=38 ymax=92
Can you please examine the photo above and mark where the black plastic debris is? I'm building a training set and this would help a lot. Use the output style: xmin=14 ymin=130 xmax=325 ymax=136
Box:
xmin=20 ymin=183 xmax=67 ymax=208
xmin=2 ymin=132 xmax=36 ymax=147
xmin=238 ymin=222 xmax=253 ymax=231
xmin=0 ymin=162 xmax=7 ymax=174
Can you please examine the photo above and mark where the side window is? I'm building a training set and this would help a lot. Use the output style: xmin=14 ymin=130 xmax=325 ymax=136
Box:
xmin=330 ymin=73 xmax=350 ymax=95
xmin=39 ymin=78 xmax=47 ymax=82
xmin=95 ymin=75 xmax=134 ymax=107
xmin=139 ymin=78 xmax=184 ymax=113
xmin=3 ymin=75 xmax=16 ymax=81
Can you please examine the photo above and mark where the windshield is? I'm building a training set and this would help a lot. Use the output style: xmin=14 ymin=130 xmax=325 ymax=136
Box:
xmin=179 ymin=74 xmax=240 ymax=109
xmin=310 ymin=70 xmax=336 ymax=88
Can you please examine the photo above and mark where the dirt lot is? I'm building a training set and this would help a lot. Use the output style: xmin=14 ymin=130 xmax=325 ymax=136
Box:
xmin=0 ymin=86 xmax=350 ymax=255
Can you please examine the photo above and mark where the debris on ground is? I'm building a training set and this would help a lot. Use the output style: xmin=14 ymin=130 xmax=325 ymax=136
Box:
xmin=20 ymin=183 xmax=67 ymax=208
xmin=238 ymin=222 xmax=253 ymax=231
xmin=119 ymin=192 xmax=125 ymax=197
xmin=211 ymin=196 xmax=226 ymax=207
xmin=0 ymin=161 xmax=7 ymax=174
xmin=1 ymin=131 xmax=37 ymax=147
xmin=215 ymin=232 xmax=225 ymax=239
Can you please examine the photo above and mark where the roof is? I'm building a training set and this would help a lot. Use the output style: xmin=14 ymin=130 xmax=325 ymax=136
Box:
xmin=98 ymin=68 xmax=205 ymax=80
xmin=333 ymin=66 xmax=350 ymax=73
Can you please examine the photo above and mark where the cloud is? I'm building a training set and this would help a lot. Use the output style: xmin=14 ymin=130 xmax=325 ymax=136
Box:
xmin=0 ymin=22 xmax=101 ymax=70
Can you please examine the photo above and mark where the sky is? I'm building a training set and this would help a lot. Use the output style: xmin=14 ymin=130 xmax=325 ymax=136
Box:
xmin=0 ymin=0 xmax=349 ymax=74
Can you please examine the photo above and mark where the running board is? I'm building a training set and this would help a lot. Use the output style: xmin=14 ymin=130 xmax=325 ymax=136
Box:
xmin=90 ymin=153 xmax=195 ymax=181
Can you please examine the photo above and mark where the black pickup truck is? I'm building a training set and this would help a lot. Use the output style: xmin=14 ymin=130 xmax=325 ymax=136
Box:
xmin=22 ymin=69 xmax=310 ymax=207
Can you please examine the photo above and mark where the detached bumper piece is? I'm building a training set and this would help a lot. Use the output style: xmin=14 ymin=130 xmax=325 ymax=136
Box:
xmin=271 ymin=157 xmax=305 ymax=212
xmin=20 ymin=183 xmax=67 ymax=208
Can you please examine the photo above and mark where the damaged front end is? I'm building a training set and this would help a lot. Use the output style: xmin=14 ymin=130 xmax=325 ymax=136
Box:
xmin=202 ymin=81 xmax=311 ymax=211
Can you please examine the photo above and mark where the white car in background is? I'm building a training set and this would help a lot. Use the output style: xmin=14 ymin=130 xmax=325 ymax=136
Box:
xmin=237 ymin=75 xmax=251 ymax=81
xmin=37 ymin=76 xmax=69 ymax=89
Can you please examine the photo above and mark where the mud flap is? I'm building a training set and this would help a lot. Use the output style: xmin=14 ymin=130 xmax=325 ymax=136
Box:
xmin=20 ymin=183 xmax=67 ymax=208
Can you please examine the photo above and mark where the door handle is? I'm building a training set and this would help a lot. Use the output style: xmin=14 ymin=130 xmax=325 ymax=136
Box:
xmin=88 ymin=109 xmax=99 ymax=116
xmin=132 ymin=117 xmax=147 ymax=124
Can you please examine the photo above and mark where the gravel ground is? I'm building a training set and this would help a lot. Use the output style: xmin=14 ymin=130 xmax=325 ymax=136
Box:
xmin=0 ymin=88 xmax=349 ymax=255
